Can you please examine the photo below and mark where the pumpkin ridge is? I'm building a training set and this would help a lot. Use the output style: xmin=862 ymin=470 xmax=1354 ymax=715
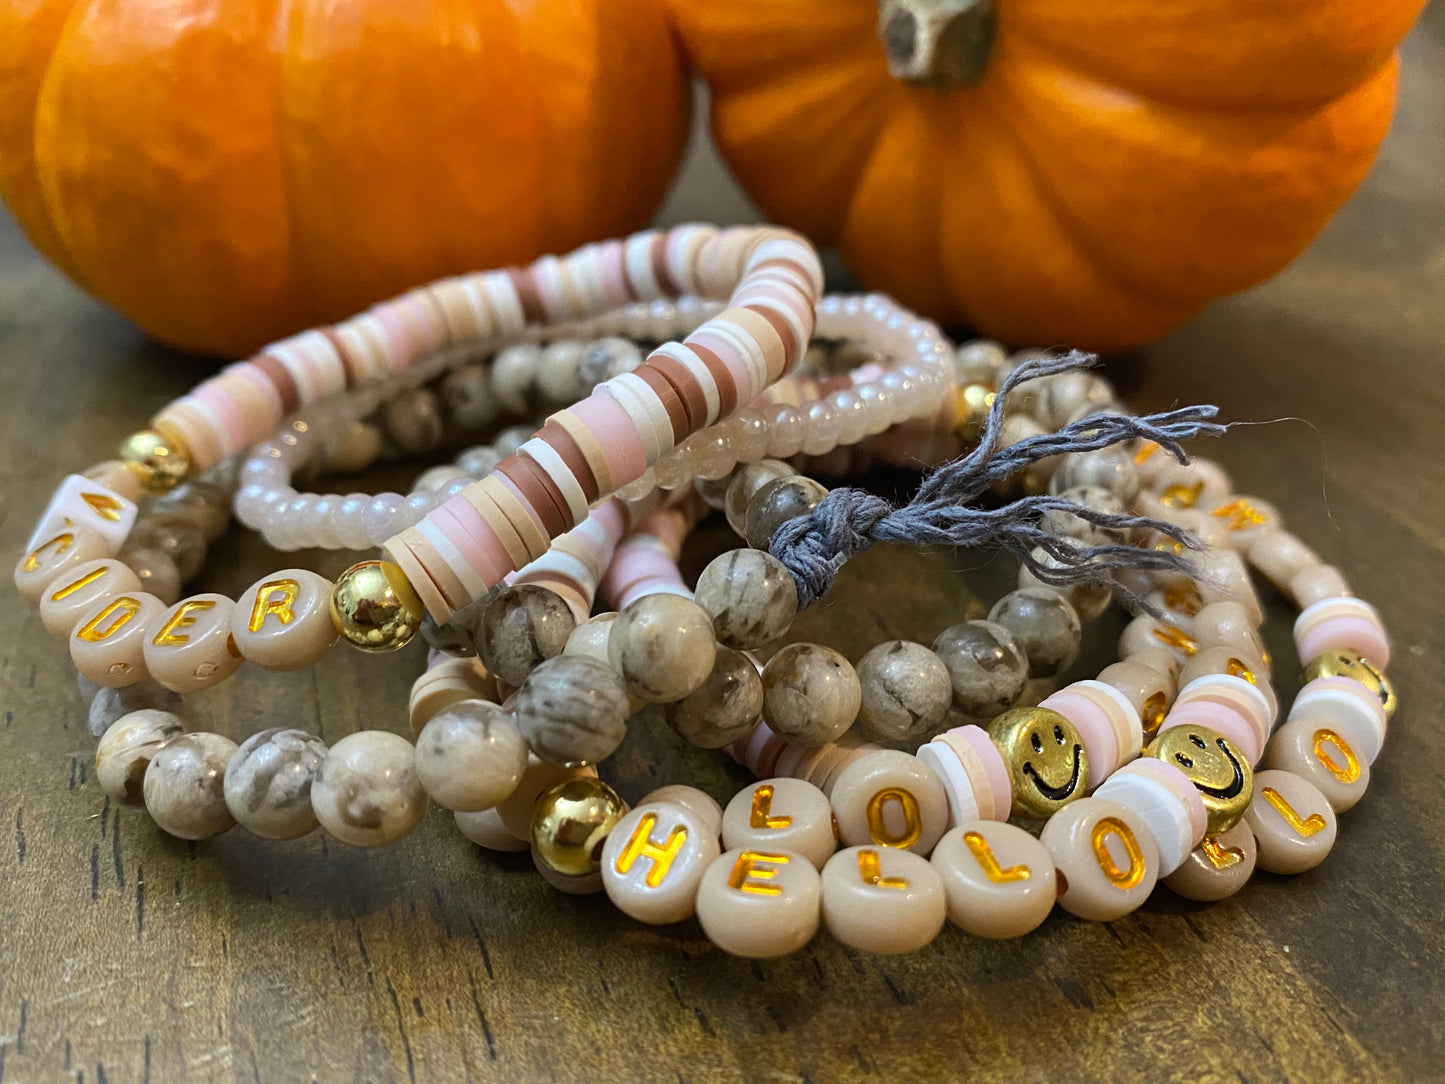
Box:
xmin=268 ymin=0 xmax=306 ymax=331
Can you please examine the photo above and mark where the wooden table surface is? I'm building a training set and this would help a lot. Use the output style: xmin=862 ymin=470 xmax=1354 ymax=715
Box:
xmin=2 ymin=11 xmax=1443 ymax=1082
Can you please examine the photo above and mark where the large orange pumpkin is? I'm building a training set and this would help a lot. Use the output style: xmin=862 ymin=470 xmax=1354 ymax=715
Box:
xmin=0 ymin=0 xmax=690 ymax=356
xmin=669 ymin=0 xmax=1423 ymax=351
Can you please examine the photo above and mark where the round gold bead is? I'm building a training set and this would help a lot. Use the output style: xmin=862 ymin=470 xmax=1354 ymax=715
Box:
xmin=953 ymin=383 xmax=997 ymax=443
xmin=530 ymin=777 xmax=628 ymax=877
xmin=329 ymin=560 xmax=424 ymax=653
xmin=1146 ymin=724 xmax=1253 ymax=834
xmin=117 ymin=429 xmax=190 ymax=493
xmin=1302 ymin=648 xmax=1396 ymax=720
xmin=987 ymin=706 xmax=1088 ymax=819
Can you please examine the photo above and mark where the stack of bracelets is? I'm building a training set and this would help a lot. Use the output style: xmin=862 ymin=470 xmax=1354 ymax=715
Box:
xmin=12 ymin=225 xmax=1394 ymax=958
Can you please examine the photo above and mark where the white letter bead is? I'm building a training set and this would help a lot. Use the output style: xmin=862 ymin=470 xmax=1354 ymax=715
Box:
xmin=602 ymin=802 xmax=721 ymax=924
xmin=26 ymin=475 xmax=138 ymax=555
xmin=695 ymin=847 xmax=821 ymax=958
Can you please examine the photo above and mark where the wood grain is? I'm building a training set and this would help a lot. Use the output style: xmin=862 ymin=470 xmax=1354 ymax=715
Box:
xmin=2 ymin=11 xmax=1444 ymax=1081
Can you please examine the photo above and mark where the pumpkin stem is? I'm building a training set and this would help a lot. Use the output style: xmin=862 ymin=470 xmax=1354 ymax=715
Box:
xmin=878 ymin=0 xmax=995 ymax=87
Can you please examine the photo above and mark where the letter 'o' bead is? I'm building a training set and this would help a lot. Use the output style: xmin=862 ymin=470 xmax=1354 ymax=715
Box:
xmin=821 ymin=845 xmax=946 ymax=954
xmin=1041 ymin=797 xmax=1159 ymax=922
xmin=223 ymin=728 xmax=328 ymax=839
xmin=95 ymin=709 xmax=186 ymax=805
xmin=1243 ymin=769 xmax=1337 ymax=874
xmin=722 ymin=778 xmax=837 ymax=870
xmin=602 ymin=801 xmax=722 ymax=925
xmin=696 ymin=847 xmax=821 ymax=958
xmin=312 ymin=731 xmax=427 ymax=847
xmin=232 ymin=570 xmax=339 ymax=670
xmin=143 ymin=731 xmax=238 ymax=840
xmin=830 ymin=751 xmax=950 ymax=856
xmin=930 ymin=822 xmax=1056 ymax=939
xmin=1264 ymin=716 xmax=1370 ymax=813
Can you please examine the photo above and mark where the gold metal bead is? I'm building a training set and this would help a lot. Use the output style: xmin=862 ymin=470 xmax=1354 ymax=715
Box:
xmin=1302 ymin=648 xmax=1396 ymax=720
xmin=117 ymin=429 xmax=190 ymax=493
xmin=1146 ymin=724 xmax=1253 ymax=834
xmin=953 ymin=383 xmax=997 ymax=443
xmin=530 ymin=777 xmax=628 ymax=877
xmin=988 ymin=706 xmax=1088 ymax=819
xmin=329 ymin=560 xmax=424 ymax=653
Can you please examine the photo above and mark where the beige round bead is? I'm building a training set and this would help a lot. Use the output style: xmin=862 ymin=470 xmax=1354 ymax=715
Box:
xmin=724 ymin=459 xmax=794 ymax=536
xmin=1264 ymin=716 xmax=1369 ymax=813
xmin=39 ymin=559 xmax=140 ymax=638
xmin=695 ymin=847 xmax=821 ymax=958
xmin=414 ymin=700 xmax=528 ymax=811
xmin=640 ymin=785 xmax=724 ymax=838
xmin=930 ymin=822 xmax=1057 ymax=939
xmin=830 ymin=751 xmax=949 ymax=856
xmin=231 ymin=570 xmax=339 ymax=670
xmin=455 ymin=807 xmax=530 ymax=851
xmin=760 ymin=643 xmax=861 ymax=746
xmin=311 ymin=731 xmax=427 ymax=847
xmin=494 ymin=754 xmax=596 ymax=839
xmin=143 ymin=732 xmax=238 ymax=840
xmin=70 ymin=592 xmax=168 ymax=688
xmin=821 ymin=845 xmax=946 ymax=954
xmin=693 ymin=549 xmax=799 ymax=650
xmin=223 ymin=728 xmax=327 ymax=839
xmin=602 ymin=801 xmax=722 ymax=924
xmin=855 ymin=640 xmax=953 ymax=743
xmin=665 ymin=647 xmax=764 ymax=749
xmin=608 ymin=594 xmax=716 ymax=703
xmin=1163 ymin=821 xmax=1258 ymax=902
xmin=14 ymin=524 xmax=111 ymax=605
xmin=95 ymin=709 xmax=185 ymax=805
xmin=743 ymin=475 xmax=828 ymax=551
xmin=1243 ymin=769 xmax=1337 ymax=874
xmin=1041 ymin=797 xmax=1160 ymax=921
xmin=562 ymin=612 xmax=618 ymax=664
xmin=143 ymin=594 xmax=244 ymax=693
xmin=476 ymin=584 xmax=576 ymax=685
xmin=722 ymin=778 xmax=837 ymax=870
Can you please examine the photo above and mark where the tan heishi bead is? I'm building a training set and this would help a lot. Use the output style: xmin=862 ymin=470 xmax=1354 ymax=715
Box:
xmin=95 ymin=709 xmax=186 ymax=805
xmin=231 ymin=569 xmax=338 ymax=670
xmin=455 ymin=807 xmax=530 ymax=852
xmin=143 ymin=594 xmax=244 ymax=693
xmin=311 ymin=731 xmax=428 ymax=847
xmin=695 ymin=847 xmax=821 ymax=958
xmin=408 ymin=659 xmax=498 ymax=733
xmin=1244 ymin=769 xmax=1338 ymax=874
xmin=721 ymin=778 xmax=836 ymax=870
xmin=143 ymin=732 xmax=238 ymax=840
xmin=602 ymin=801 xmax=722 ymax=924
xmin=14 ymin=525 xmax=111 ymax=606
xmin=38 ymin=559 xmax=141 ymax=638
xmin=829 ymin=751 xmax=950 ymax=856
xmin=1264 ymin=716 xmax=1370 ymax=813
xmin=930 ymin=822 xmax=1057 ymax=939
xmin=70 ymin=592 xmax=168 ymax=687
xmin=1041 ymin=797 xmax=1160 ymax=921
xmin=1163 ymin=821 xmax=1257 ymax=902
xmin=821 ymin=845 xmax=946 ymax=955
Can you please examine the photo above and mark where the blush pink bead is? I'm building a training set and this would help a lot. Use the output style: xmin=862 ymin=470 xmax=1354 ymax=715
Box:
xmin=1038 ymin=689 xmax=1118 ymax=790
xmin=1294 ymin=598 xmax=1390 ymax=669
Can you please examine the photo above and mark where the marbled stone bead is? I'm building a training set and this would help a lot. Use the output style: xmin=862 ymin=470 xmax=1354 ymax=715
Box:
xmin=515 ymin=656 xmax=631 ymax=765
xmin=382 ymin=388 xmax=444 ymax=454
xmin=321 ymin=421 xmax=383 ymax=475
xmin=694 ymin=549 xmax=798 ymax=650
xmin=579 ymin=336 xmax=642 ymax=383
xmin=149 ymin=481 xmax=232 ymax=543
xmin=608 ymin=595 xmax=716 ymax=703
xmin=438 ymin=364 xmax=500 ymax=431
xmin=989 ymin=589 xmax=1082 ymax=678
xmin=562 ymin=612 xmax=618 ymax=665
xmin=665 ymin=647 xmax=764 ymax=749
xmin=1041 ymin=485 xmax=1126 ymax=545
xmin=855 ymin=640 xmax=953 ymax=743
xmin=724 ymin=459 xmax=795 ymax=537
xmin=760 ymin=643 xmax=861 ymax=746
xmin=1049 ymin=447 xmax=1139 ymax=503
xmin=537 ymin=340 xmax=586 ymax=405
xmin=123 ymin=547 xmax=182 ymax=607
xmin=311 ymin=731 xmax=427 ymax=847
xmin=475 ymin=584 xmax=577 ymax=686
xmin=96 ymin=709 xmax=185 ymax=804
xmin=931 ymin=620 xmax=1029 ymax=717
xmin=420 ymin=594 xmax=491 ymax=658
xmin=415 ymin=699 xmax=529 ymax=809
xmin=742 ymin=475 xmax=828 ymax=551
xmin=223 ymin=728 xmax=327 ymax=839
xmin=125 ymin=518 xmax=206 ymax=582
xmin=88 ymin=680 xmax=183 ymax=739
xmin=143 ymin=732 xmax=238 ymax=840
xmin=1017 ymin=548 xmax=1112 ymax=623
xmin=491 ymin=345 xmax=540 ymax=415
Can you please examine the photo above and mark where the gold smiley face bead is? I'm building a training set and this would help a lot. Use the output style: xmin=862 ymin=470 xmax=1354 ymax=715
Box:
xmin=1302 ymin=648 xmax=1396 ymax=720
xmin=1146 ymin=725 xmax=1253 ymax=834
xmin=988 ymin=707 xmax=1088 ymax=819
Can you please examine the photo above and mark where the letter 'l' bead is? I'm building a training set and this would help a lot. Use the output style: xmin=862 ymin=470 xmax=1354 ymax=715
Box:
xmin=1243 ymin=769 xmax=1337 ymax=874
xmin=722 ymin=778 xmax=836 ymax=870
xmin=930 ymin=821 xmax=1056 ymax=939
xmin=602 ymin=801 xmax=722 ymax=924
xmin=820 ymin=845 xmax=946 ymax=954
xmin=696 ymin=847 xmax=821 ymax=958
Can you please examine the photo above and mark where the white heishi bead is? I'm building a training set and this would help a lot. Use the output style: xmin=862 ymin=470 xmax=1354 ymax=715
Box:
xmin=1094 ymin=770 xmax=1198 ymax=876
xmin=26 ymin=474 xmax=138 ymax=555
xmin=1288 ymin=679 xmax=1388 ymax=764
xmin=602 ymin=802 xmax=721 ymax=924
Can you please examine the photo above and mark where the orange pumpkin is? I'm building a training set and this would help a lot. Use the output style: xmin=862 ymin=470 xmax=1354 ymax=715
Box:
xmin=669 ymin=0 xmax=1423 ymax=351
xmin=0 ymin=0 xmax=690 ymax=356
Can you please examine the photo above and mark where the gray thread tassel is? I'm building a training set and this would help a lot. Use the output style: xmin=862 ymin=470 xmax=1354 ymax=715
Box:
xmin=769 ymin=351 xmax=1228 ymax=608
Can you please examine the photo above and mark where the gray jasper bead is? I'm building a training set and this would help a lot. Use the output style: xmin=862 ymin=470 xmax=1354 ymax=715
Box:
xmin=438 ymin=364 xmax=500 ymax=431
xmin=931 ymin=620 xmax=1029 ymax=718
xmin=743 ymin=475 xmax=828 ymax=551
xmin=724 ymin=459 xmax=795 ymax=537
xmin=989 ymin=588 xmax=1082 ymax=679
xmin=95 ymin=709 xmax=186 ymax=804
xmin=665 ymin=647 xmax=765 ymax=749
xmin=578 ymin=336 xmax=642 ymax=386
xmin=694 ymin=549 xmax=799 ymax=650
xmin=1049 ymin=447 xmax=1140 ymax=504
xmin=223 ymin=727 xmax=328 ymax=839
xmin=474 ymin=584 xmax=577 ymax=686
xmin=415 ymin=700 xmax=528 ymax=810
xmin=608 ymin=595 xmax=717 ymax=703
xmin=1042 ymin=485 xmax=1127 ymax=545
xmin=421 ymin=593 xmax=493 ymax=658
xmin=855 ymin=640 xmax=953 ymax=743
xmin=88 ymin=680 xmax=183 ymax=739
xmin=515 ymin=656 xmax=631 ymax=766
xmin=760 ymin=642 xmax=861 ymax=746
xmin=143 ymin=731 xmax=239 ymax=840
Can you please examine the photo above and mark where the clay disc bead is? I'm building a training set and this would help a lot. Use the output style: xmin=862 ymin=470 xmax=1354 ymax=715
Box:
xmin=821 ymin=845 xmax=946 ymax=954
xmin=70 ymin=592 xmax=168 ymax=688
xmin=14 ymin=524 xmax=110 ymax=605
xmin=143 ymin=732 xmax=239 ymax=840
xmin=1264 ymin=716 xmax=1370 ymax=813
xmin=1243 ymin=769 xmax=1338 ymax=874
xmin=475 ymin=584 xmax=577 ymax=686
xmin=602 ymin=801 xmax=723 ymax=924
xmin=989 ymin=589 xmax=1082 ymax=678
xmin=144 ymin=594 xmax=245 ymax=693
xmin=855 ymin=640 xmax=953 ymax=743
xmin=515 ymin=656 xmax=631 ymax=766
xmin=311 ymin=731 xmax=428 ymax=847
xmin=696 ymin=847 xmax=822 ymax=958
xmin=223 ymin=728 xmax=327 ymax=840
xmin=455 ymin=807 xmax=530 ymax=852
xmin=829 ymin=750 xmax=950 ymax=856
xmin=760 ymin=643 xmax=860 ymax=746
xmin=414 ymin=700 xmax=529 ymax=811
xmin=722 ymin=778 xmax=837 ymax=870
xmin=1040 ymin=797 xmax=1160 ymax=922
xmin=931 ymin=620 xmax=1029 ymax=718
xmin=95 ymin=709 xmax=186 ymax=805
xmin=608 ymin=595 xmax=717 ymax=703
xmin=1163 ymin=821 xmax=1258 ymax=903
xmin=693 ymin=549 xmax=799 ymax=650
xmin=231 ymin=570 xmax=339 ymax=670
xmin=665 ymin=647 xmax=764 ymax=749
xmin=931 ymin=821 xmax=1057 ymax=938
xmin=38 ymin=558 xmax=140 ymax=638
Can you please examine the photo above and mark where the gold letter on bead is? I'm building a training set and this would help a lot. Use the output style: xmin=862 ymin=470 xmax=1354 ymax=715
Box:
xmin=856 ymin=849 xmax=909 ymax=889
xmin=865 ymin=787 xmax=923 ymax=849
xmin=1091 ymin=817 xmax=1146 ymax=889
xmin=48 ymin=566 xmax=109 ymax=601
xmin=248 ymin=579 xmax=301 ymax=632
xmin=1200 ymin=834 xmax=1245 ymax=870
xmin=1152 ymin=625 xmax=1199 ymax=656
xmin=963 ymin=831 xmax=1031 ymax=883
xmin=76 ymin=597 xmax=142 ymax=642
xmin=614 ymin=813 xmax=689 ymax=888
xmin=80 ymin=490 xmax=125 ymax=522
xmin=748 ymin=784 xmax=792 ymax=830
xmin=23 ymin=531 xmax=73 ymax=573
xmin=151 ymin=599 xmax=217 ymax=647
xmin=1311 ymin=729 xmax=1361 ymax=784
xmin=1210 ymin=498 xmax=1268 ymax=531
xmin=727 ymin=851 xmax=790 ymax=896
xmin=1262 ymin=787 xmax=1328 ymax=837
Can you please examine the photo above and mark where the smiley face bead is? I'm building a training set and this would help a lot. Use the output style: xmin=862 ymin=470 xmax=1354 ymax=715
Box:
xmin=1146 ymin=725 xmax=1253 ymax=834
xmin=1302 ymin=648 xmax=1396 ymax=720
xmin=988 ymin=707 xmax=1088 ymax=819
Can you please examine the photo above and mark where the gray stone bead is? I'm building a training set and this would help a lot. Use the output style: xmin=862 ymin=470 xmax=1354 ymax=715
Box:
xmin=474 ymin=585 xmax=577 ymax=686
xmin=579 ymin=336 xmax=642 ymax=385
xmin=931 ymin=620 xmax=1029 ymax=718
xmin=953 ymin=340 xmax=1007 ymax=386
xmin=694 ymin=549 xmax=799 ymax=650
xmin=665 ymin=647 xmax=764 ymax=749
xmin=88 ymin=680 xmax=183 ymax=739
xmin=855 ymin=640 xmax=953 ymax=743
xmin=414 ymin=700 xmax=528 ymax=810
xmin=608 ymin=595 xmax=716 ymax=703
xmin=724 ymin=459 xmax=795 ymax=537
xmin=491 ymin=344 xmax=542 ymax=415
xmin=1038 ymin=372 xmax=1114 ymax=430
xmin=693 ymin=473 xmax=732 ymax=511
xmin=760 ymin=643 xmax=861 ymax=746
xmin=124 ymin=518 xmax=206 ymax=581
xmin=493 ymin=425 xmax=534 ymax=458
xmin=1049 ymin=448 xmax=1140 ymax=504
xmin=124 ymin=546 xmax=181 ymax=606
xmin=456 ymin=444 xmax=503 ymax=478
xmin=537 ymin=340 xmax=586 ymax=406
xmin=743 ymin=475 xmax=828 ymax=550
xmin=438 ymin=364 xmax=500 ymax=431
xmin=95 ymin=709 xmax=186 ymax=804
xmin=149 ymin=481 xmax=232 ymax=543
xmin=515 ymin=656 xmax=631 ymax=766
xmin=1042 ymin=485 xmax=1126 ymax=545
xmin=143 ymin=731 xmax=238 ymax=840
xmin=421 ymin=594 xmax=492 ymax=658
xmin=988 ymin=589 xmax=1082 ymax=679
xmin=223 ymin=728 xmax=327 ymax=839
xmin=383 ymin=388 xmax=445 ymax=454
xmin=1018 ymin=550 xmax=1113 ymax=622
